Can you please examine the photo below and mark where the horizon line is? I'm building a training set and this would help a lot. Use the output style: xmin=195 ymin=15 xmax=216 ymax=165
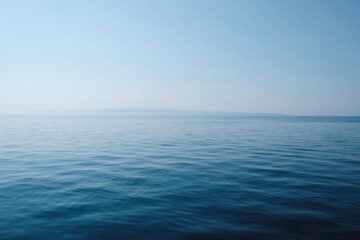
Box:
xmin=0 ymin=108 xmax=359 ymax=118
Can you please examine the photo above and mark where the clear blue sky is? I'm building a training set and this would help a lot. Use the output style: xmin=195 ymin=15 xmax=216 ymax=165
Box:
xmin=1 ymin=0 xmax=359 ymax=115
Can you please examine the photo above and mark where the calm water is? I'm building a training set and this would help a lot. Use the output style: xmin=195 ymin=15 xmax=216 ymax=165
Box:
xmin=0 ymin=116 xmax=360 ymax=240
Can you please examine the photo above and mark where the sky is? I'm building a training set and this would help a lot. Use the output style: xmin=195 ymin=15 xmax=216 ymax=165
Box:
xmin=1 ymin=0 xmax=359 ymax=115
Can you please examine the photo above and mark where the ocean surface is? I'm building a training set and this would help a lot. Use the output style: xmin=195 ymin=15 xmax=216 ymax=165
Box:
xmin=0 ymin=115 xmax=359 ymax=240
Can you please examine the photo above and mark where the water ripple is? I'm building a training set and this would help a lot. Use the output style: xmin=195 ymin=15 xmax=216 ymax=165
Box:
xmin=0 ymin=116 xmax=359 ymax=239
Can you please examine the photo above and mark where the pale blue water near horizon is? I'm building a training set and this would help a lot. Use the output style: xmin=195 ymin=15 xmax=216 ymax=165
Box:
xmin=0 ymin=115 xmax=360 ymax=240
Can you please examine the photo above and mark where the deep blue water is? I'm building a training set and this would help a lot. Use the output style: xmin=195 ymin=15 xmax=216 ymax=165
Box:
xmin=0 ymin=115 xmax=360 ymax=240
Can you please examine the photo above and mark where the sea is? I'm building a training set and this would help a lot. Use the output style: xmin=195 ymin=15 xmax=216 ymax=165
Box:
xmin=0 ymin=115 xmax=359 ymax=240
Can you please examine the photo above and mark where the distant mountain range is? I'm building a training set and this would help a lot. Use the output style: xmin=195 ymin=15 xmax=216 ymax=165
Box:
xmin=40 ymin=108 xmax=284 ymax=117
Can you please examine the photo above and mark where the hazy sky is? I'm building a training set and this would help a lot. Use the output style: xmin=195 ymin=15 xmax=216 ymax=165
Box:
xmin=1 ymin=0 xmax=359 ymax=115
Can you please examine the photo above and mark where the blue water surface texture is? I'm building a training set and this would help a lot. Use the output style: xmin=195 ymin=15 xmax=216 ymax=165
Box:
xmin=0 ymin=115 xmax=359 ymax=240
